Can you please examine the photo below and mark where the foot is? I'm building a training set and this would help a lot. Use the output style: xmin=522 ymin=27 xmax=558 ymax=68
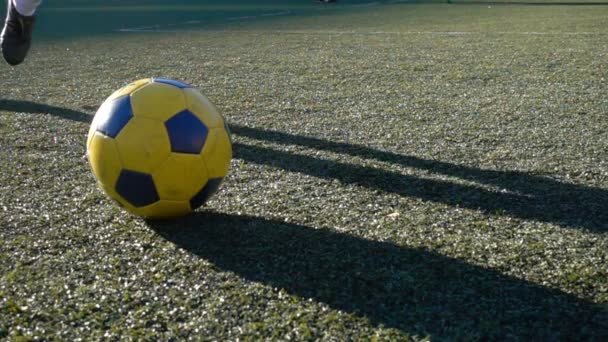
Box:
xmin=1 ymin=0 xmax=36 ymax=66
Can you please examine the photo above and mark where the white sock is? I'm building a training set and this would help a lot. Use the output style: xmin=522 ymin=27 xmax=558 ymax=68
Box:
xmin=12 ymin=0 xmax=42 ymax=16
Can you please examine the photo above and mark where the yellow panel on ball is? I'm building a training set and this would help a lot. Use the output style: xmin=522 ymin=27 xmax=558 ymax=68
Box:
xmin=202 ymin=128 xmax=232 ymax=179
xmin=86 ymin=115 xmax=99 ymax=150
xmin=114 ymin=117 xmax=171 ymax=173
xmin=137 ymin=200 xmax=192 ymax=219
xmin=153 ymin=153 xmax=208 ymax=201
xmin=87 ymin=132 xmax=123 ymax=194
xmin=183 ymin=88 xmax=223 ymax=129
xmin=106 ymin=79 xmax=151 ymax=102
xmin=130 ymin=82 xmax=187 ymax=121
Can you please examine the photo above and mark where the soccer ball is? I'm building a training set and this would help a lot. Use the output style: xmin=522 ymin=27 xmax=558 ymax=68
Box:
xmin=86 ymin=78 xmax=232 ymax=219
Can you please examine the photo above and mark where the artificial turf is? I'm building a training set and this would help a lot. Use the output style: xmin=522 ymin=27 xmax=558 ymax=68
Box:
xmin=1 ymin=1 xmax=607 ymax=340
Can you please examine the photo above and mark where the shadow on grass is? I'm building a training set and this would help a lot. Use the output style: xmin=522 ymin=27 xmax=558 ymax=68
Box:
xmin=6 ymin=100 xmax=607 ymax=337
xmin=2 ymin=100 xmax=606 ymax=232
xmin=150 ymin=212 xmax=608 ymax=339
xmin=0 ymin=99 xmax=92 ymax=123
xmin=231 ymin=125 xmax=608 ymax=232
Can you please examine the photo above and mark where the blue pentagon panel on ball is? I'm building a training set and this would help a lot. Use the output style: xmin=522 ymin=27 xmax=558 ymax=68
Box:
xmin=190 ymin=178 xmax=223 ymax=209
xmin=152 ymin=78 xmax=192 ymax=89
xmin=95 ymin=96 xmax=134 ymax=138
xmin=115 ymin=170 xmax=160 ymax=207
xmin=165 ymin=110 xmax=209 ymax=154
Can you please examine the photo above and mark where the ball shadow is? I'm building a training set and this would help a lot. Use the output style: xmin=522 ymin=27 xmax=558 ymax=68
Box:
xmin=149 ymin=212 xmax=608 ymax=339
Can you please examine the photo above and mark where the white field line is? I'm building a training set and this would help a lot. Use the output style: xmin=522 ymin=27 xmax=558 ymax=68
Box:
xmin=244 ymin=30 xmax=605 ymax=36
xmin=111 ymin=0 xmax=603 ymax=36
xmin=114 ymin=9 xmax=293 ymax=32
xmin=115 ymin=27 xmax=605 ymax=36
xmin=112 ymin=1 xmax=388 ymax=33
xmin=350 ymin=1 xmax=382 ymax=7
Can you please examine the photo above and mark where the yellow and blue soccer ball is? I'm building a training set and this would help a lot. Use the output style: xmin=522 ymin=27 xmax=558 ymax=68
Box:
xmin=86 ymin=78 xmax=232 ymax=219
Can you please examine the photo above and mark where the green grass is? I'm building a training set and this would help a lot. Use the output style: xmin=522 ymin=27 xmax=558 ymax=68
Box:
xmin=1 ymin=2 xmax=608 ymax=340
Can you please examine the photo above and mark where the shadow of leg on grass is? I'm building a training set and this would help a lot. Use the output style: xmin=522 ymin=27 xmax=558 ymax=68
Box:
xmin=231 ymin=125 xmax=608 ymax=232
xmin=150 ymin=212 xmax=608 ymax=340
xmin=2 ymin=100 xmax=605 ymax=232
xmin=0 ymin=99 xmax=92 ymax=123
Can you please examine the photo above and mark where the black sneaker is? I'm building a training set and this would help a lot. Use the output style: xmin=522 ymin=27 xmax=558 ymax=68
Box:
xmin=1 ymin=0 xmax=36 ymax=66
